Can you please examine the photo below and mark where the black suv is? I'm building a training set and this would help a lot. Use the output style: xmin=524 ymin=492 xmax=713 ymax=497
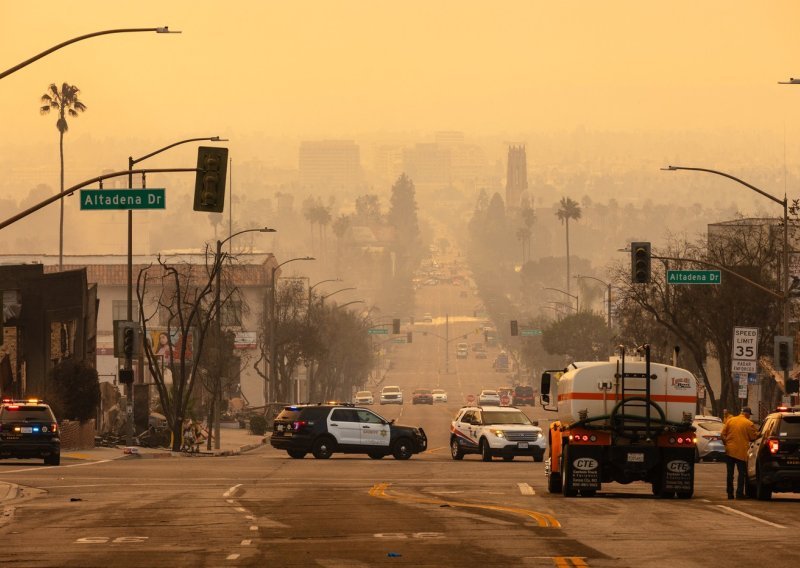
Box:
xmin=0 ymin=399 xmax=61 ymax=465
xmin=746 ymin=410 xmax=800 ymax=500
xmin=270 ymin=403 xmax=427 ymax=460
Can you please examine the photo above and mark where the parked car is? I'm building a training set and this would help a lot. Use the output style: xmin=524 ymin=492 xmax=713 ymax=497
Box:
xmin=746 ymin=409 xmax=800 ymax=500
xmin=497 ymin=387 xmax=514 ymax=406
xmin=380 ymin=385 xmax=403 ymax=405
xmin=354 ymin=391 xmax=374 ymax=405
xmin=432 ymin=389 xmax=448 ymax=403
xmin=512 ymin=385 xmax=535 ymax=406
xmin=270 ymin=403 xmax=427 ymax=460
xmin=692 ymin=415 xmax=724 ymax=462
xmin=478 ymin=389 xmax=501 ymax=406
xmin=456 ymin=342 xmax=468 ymax=359
xmin=412 ymin=388 xmax=434 ymax=405
xmin=423 ymin=313 xmax=433 ymax=323
xmin=450 ymin=405 xmax=545 ymax=461
xmin=0 ymin=398 xmax=60 ymax=465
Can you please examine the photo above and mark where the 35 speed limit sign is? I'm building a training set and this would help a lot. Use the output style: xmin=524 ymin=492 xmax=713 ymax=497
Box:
xmin=732 ymin=326 xmax=758 ymax=373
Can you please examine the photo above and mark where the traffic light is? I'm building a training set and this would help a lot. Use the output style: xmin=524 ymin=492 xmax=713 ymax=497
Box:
xmin=123 ymin=326 xmax=135 ymax=359
xmin=193 ymin=146 xmax=229 ymax=213
xmin=776 ymin=338 xmax=793 ymax=371
xmin=631 ymin=241 xmax=651 ymax=283
xmin=392 ymin=318 xmax=401 ymax=334
xmin=510 ymin=320 xmax=519 ymax=336
xmin=407 ymin=331 xmax=413 ymax=344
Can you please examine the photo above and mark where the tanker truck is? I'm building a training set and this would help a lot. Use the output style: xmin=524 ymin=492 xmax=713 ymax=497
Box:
xmin=538 ymin=345 xmax=697 ymax=498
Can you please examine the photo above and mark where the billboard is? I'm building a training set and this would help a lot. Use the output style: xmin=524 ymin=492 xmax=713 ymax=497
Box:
xmin=147 ymin=328 xmax=194 ymax=363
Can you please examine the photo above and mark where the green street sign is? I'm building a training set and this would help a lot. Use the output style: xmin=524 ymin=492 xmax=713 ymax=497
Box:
xmin=521 ymin=329 xmax=542 ymax=336
xmin=667 ymin=269 xmax=721 ymax=285
xmin=80 ymin=188 xmax=166 ymax=210
xmin=368 ymin=328 xmax=388 ymax=335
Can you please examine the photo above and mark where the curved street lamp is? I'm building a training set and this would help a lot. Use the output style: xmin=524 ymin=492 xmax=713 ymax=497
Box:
xmin=544 ymin=287 xmax=579 ymax=312
xmin=269 ymin=256 xmax=315 ymax=404
xmin=335 ymin=299 xmax=365 ymax=310
xmin=210 ymin=227 xmax=275 ymax=449
xmin=321 ymin=287 xmax=357 ymax=305
xmin=1 ymin=27 xmax=180 ymax=80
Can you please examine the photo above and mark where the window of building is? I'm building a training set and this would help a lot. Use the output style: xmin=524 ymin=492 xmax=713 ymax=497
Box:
xmin=112 ymin=300 xmax=130 ymax=322
xmin=221 ymin=300 xmax=242 ymax=327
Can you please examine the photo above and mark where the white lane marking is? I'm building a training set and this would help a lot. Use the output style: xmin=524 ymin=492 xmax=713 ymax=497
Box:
xmin=235 ymin=507 xmax=246 ymax=513
xmin=250 ymin=525 xmax=259 ymax=531
xmin=245 ymin=515 xmax=255 ymax=520
xmin=716 ymin=505 xmax=787 ymax=528
xmin=226 ymin=553 xmax=240 ymax=560
xmin=226 ymin=499 xmax=235 ymax=504
xmin=517 ymin=483 xmax=535 ymax=495
xmin=223 ymin=484 xmax=242 ymax=498
xmin=241 ymin=540 xmax=251 ymax=546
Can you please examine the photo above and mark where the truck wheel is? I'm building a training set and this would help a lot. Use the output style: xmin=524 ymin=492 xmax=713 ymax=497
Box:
xmin=480 ymin=439 xmax=493 ymax=462
xmin=561 ymin=446 xmax=577 ymax=497
xmin=450 ymin=437 xmax=465 ymax=460
xmin=547 ymin=467 xmax=563 ymax=493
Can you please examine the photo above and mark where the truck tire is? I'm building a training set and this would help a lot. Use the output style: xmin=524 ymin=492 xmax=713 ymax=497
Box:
xmin=560 ymin=445 xmax=578 ymax=497
xmin=312 ymin=436 xmax=336 ymax=459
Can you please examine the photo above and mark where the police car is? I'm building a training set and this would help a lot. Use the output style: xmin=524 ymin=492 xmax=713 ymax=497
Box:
xmin=0 ymin=398 xmax=61 ymax=465
xmin=450 ymin=405 xmax=545 ymax=462
xmin=270 ymin=403 xmax=427 ymax=460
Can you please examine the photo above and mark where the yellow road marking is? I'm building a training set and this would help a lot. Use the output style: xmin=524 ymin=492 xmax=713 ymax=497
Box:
xmin=369 ymin=482 xmax=561 ymax=528
xmin=424 ymin=445 xmax=448 ymax=453
xmin=553 ymin=558 xmax=588 ymax=567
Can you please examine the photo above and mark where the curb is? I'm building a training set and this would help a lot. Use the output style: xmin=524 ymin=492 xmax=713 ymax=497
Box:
xmin=120 ymin=437 xmax=267 ymax=458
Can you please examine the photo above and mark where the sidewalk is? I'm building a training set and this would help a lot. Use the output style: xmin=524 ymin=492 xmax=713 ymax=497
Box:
xmin=66 ymin=426 xmax=268 ymax=461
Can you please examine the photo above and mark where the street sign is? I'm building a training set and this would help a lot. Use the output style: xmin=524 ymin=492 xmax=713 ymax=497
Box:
xmin=732 ymin=327 xmax=758 ymax=361
xmin=738 ymin=384 xmax=748 ymax=399
xmin=80 ymin=188 xmax=166 ymax=210
xmin=732 ymin=360 xmax=757 ymax=373
xmin=521 ymin=329 xmax=542 ymax=336
xmin=368 ymin=328 xmax=388 ymax=335
xmin=667 ymin=270 xmax=721 ymax=285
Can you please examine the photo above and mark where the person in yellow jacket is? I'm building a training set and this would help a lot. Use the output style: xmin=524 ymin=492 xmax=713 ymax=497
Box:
xmin=720 ymin=407 xmax=758 ymax=499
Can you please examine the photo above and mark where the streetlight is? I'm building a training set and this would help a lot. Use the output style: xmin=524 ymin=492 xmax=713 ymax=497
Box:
xmin=662 ymin=166 xmax=789 ymax=337
xmin=543 ymin=287 xmax=579 ymax=312
xmin=211 ymin=227 xmax=275 ymax=449
xmin=0 ymin=27 xmax=180 ymax=80
xmin=270 ymin=256 xmax=315 ymax=406
xmin=308 ymin=278 xmax=342 ymax=307
xmin=321 ymin=287 xmax=357 ymax=305
xmin=574 ymin=275 xmax=612 ymax=330
xmin=335 ymin=300 xmax=366 ymax=310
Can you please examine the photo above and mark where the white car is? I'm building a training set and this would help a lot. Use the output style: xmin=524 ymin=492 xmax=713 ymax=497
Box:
xmin=423 ymin=313 xmax=433 ymax=323
xmin=478 ymin=389 xmax=500 ymax=406
xmin=432 ymin=389 xmax=448 ymax=403
xmin=450 ymin=405 xmax=545 ymax=461
xmin=354 ymin=390 xmax=374 ymax=405
xmin=380 ymin=385 xmax=403 ymax=405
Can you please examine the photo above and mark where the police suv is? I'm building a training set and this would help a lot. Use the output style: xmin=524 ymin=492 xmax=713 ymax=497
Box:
xmin=270 ymin=403 xmax=427 ymax=460
xmin=450 ymin=405 xmax=545 ymax=462
xmin=0 ymin=398 xmax=61 ymax=465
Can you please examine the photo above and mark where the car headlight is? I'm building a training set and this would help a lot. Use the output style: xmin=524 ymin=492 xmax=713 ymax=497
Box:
xmin=490 ymin=429 xmax=506 ymax=438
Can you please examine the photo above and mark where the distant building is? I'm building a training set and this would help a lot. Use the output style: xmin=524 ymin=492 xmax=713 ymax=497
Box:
xmin=505 ymin=145 xmax=528 ymax=210
xmin=403 ymin=143 xmax=452 ymax=185
xmin=299 ymin=140 xmax=362 ymax=189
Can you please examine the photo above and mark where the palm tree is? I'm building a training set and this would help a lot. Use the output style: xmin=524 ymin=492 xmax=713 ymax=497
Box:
xmin=40 ymin=82 xmax=87 ymax=271
xmin=555 ymin=197 xmax=582 ymax=295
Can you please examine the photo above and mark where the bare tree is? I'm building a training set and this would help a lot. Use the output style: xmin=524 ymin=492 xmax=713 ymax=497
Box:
xmin=137 ymin=251 xmax=223 ymax=451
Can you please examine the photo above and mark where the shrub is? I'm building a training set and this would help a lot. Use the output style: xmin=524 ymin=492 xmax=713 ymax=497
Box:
xmin=249 ymin=414 xmax=268 ymax=436
xmin=47 ymin=359 xmax=101 ymax=423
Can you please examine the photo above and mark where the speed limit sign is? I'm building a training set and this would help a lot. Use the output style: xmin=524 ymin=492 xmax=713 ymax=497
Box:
xmin=732 ymin=326 xmax=758 ymax=373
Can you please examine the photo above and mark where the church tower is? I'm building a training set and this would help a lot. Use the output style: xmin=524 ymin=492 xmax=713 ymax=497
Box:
xmin=505 ymin=145 xmax=528 ymax=209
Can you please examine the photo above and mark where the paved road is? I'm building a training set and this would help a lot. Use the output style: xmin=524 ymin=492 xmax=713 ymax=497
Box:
xmin=3 ymin=239 xmax=800 ymax=566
